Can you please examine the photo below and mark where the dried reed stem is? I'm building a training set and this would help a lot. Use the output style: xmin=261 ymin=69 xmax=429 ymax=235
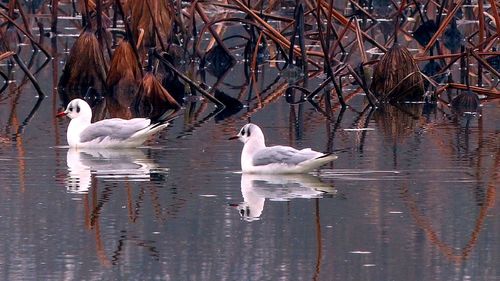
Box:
xmin=154 ymin=52 xmax=225 ymax=108
xmin=470 ymin=50 xmax=500 ymax=78
xmin=51 ymin=0 xmax=59 ymax=33
xmin=421 ymin=0 xmax=464 ymax=54
xmin=353 ymin=17 xmax=367 ymax=63
xmin=319 ymin=0 xmax=387 ymax=52
xmin=448 ymin=83 xmax=499 ymax=97
xmin=0 ymin=51 xmax=15 ymax=61
xmin=251 ymin=32 xmax=264 ymax=73
xmin=232 ymin=0 xmax=323 ymax=64
xmin=0 ymin=10 xmax=51 ymax=59
xmin=489 ymin=0 xmax=500 ymax=34
xmin=195 ymin=3 xmax=232 ymax=57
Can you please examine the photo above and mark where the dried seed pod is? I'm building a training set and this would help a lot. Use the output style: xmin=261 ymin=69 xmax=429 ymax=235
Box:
xmin=370 ymin=43 xmax=425 ymax=102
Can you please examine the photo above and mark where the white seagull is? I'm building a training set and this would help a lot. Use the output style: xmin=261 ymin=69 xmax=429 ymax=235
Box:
xmin=230 ymin=123 xmax=337 ymax=174
xmin=57 ymin=98 xmax=174 ymax=148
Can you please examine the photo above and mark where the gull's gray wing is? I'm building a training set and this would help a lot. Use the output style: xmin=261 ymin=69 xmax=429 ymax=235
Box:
xmin=80 ymin=118 xmax=150 ymax=143
xmin=252 ymin=146 xmax=322 ymax=166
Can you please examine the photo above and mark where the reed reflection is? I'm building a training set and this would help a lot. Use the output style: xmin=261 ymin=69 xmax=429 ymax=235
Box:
xmin=373 ymin=103 xmax=424 ymax=143
xmin=65 ymin=148 xmax=167 ymax=194
xmin=236 ymin=174 xmax=336 ymax=222
xmin=64 ymin=148 xmax=171 ymax=266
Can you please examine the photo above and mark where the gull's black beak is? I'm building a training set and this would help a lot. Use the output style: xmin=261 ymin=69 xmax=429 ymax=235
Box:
xmin=228 ymin=135 xmax=239 ymax=140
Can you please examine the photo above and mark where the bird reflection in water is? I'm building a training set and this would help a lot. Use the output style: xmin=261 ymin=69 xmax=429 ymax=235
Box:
xmin=63 ymin=148 xmax=171 ymax=267
xmin=65 ymin=148 xmax=167 ymax=194
xmin=236 ymin=174 xmax=336 ymax=221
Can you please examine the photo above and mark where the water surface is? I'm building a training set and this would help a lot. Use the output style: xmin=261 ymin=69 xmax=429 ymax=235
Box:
xmin=0 ymin=2 xmax=499 ymax=280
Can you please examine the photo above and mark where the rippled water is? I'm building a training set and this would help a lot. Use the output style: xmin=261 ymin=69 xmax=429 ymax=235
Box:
xmin=1 ymin=3 xmax=499 ymax=281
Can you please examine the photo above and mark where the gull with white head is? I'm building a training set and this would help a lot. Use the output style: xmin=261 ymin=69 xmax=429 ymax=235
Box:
xmin=230 ymin=123 xmax=337 ymax=174
xmin=57 ymin=98 xmax=175 ymax=148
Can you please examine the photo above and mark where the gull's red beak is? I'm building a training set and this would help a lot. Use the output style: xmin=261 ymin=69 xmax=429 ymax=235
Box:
xmin=56 ymin=111 xmax=67 ymax=118
xmin=228 ymin=135 xmax=239 ymax=140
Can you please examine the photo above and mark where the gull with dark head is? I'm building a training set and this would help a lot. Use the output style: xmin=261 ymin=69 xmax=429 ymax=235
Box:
xmin=230 ymin=123 xmax=337 ymax=174
xmin=57 ymin=98 xmax=175 ymax=148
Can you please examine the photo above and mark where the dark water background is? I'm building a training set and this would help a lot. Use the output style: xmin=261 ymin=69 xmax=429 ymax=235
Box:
xmin=1 ymin=1 xmax=499 ymax=280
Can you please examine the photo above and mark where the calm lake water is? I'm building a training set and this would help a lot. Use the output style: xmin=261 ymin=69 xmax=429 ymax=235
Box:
xmin=1 ymin=2 xmax=499 ymax=281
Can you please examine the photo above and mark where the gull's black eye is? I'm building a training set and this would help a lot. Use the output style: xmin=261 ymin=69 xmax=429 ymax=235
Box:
xmin=69 ymin=107 xmax=73 ymax=111
xmin=76 ymin=106 xmax=80 ymax=113
xmin=241 ymin=129 xmax=246 ymax=136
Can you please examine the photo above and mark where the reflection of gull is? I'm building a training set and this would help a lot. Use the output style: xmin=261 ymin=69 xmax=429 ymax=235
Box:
xmin=66 ymin=148 xmax=166 ymax=194
xmin=237 ymin=174 xmax=336 ymax=221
